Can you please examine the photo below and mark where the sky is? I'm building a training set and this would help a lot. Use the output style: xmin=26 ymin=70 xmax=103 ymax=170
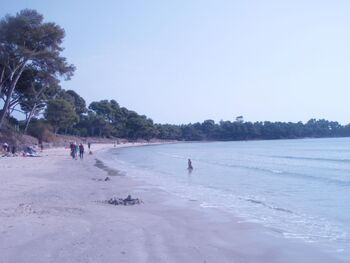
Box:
xmin=2 ymin=0 xmax=350 ymax=124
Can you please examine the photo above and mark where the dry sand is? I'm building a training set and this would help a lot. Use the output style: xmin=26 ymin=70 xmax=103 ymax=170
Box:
xmin=0 ymin=143 xmax=344 ymax=263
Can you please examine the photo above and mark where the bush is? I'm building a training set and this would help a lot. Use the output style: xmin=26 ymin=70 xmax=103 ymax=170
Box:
xmin=27 ymin=120 xmax=54 ymax=142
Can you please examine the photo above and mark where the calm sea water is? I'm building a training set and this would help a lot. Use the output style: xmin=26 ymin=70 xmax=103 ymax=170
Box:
xmin=102 ymin=138 xmax=350 ymax=260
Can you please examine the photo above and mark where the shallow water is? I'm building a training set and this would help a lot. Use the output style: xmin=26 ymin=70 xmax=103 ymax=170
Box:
xmin=103 ymin=138 xmax=350 ymax=260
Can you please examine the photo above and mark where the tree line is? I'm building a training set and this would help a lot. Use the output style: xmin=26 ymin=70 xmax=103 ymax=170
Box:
xmin=2 ymin=9 xmax=350 ymax=142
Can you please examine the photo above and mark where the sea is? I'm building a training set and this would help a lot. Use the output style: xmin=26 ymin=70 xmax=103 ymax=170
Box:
xmin=101 ymin=138 xmax=350 ymax=261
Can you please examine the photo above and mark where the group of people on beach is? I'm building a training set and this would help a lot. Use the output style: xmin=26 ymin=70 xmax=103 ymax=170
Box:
xmin=69 ymin=142 xmax=91 ymax=160
xmin=1 ymin=142 xmax=43 ymax=157
xmin=70 ymin=142 xmax=84 ymax=160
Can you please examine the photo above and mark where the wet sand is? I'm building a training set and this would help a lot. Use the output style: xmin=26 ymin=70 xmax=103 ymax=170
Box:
xmin=0 ymin=143 xmax=344 ymax=263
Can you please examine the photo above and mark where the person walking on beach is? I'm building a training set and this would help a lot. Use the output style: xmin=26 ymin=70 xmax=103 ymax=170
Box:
xmin=69 ymin=142 xmax=74 ymax=159
xmin=88 ymin=142 xmax=93 ymax=154
xmin=73 ymin=142 xmax=79 ymax=160
xmin=79 ymin=143 xmax=84 ymax=159
xmin=11 ymin=145 xmax=16 ymax=156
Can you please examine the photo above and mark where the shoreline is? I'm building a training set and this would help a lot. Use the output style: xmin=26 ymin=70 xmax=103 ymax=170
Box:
xmin=0 ymin=142 xmax=344 ymax=262
xmin=96 ymin=143 xmax=347 ymax=262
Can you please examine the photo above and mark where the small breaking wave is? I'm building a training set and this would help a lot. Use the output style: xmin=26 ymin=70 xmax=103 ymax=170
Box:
xmin=270 ymin=155 xmax=350 ymax=164
xmin=243 ymin=198 xmax=294 ymax=214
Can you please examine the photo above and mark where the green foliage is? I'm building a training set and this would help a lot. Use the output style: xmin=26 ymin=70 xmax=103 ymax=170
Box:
xmin=59 ymin=90 xmax=87 ymax=116
xmin=15 ymin=67 xmax=61 ymax=112
xmin=44 ymin=99 xmax=78 ymax=134
xmin=66 ymin=98 xmax=350 ymax=141
xmin=125 ymin=113 xmax=156 ymax=140
xmin=74 ymin=100 xmax=158 ymax=139
xmin=0 ymin=9 xmax=74 ymax=128
xmin=155 ymin=124 xmax=182 ymax=140
xmin=26 ymin=119 xmax=53 ymax=142
xmin=0 ymin=9 xmax=74 ymax=78
xmin=172 ymin=118 xmax=347 ymax=141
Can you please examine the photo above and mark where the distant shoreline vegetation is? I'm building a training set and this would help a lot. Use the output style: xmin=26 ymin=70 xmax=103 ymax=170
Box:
xmin=1 ymin=10 xmax=350 ymax=143
xmin=11 ymin=100 xmax=350 ymax=142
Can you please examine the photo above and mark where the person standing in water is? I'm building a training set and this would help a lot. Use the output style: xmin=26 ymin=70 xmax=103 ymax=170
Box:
xmin=188 ymin=159 xmax=193 ymax=170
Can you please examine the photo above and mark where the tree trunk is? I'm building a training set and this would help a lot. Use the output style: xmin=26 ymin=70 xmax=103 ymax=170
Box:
xmin=0 ymin=64 xmax=26 ymax=129
xmin=0 ymin=67 xmax=5 ymax=96
xmin=24 ymin=104 xmax=37 ymax=134
xmin=23 ymin=85 xmax=46 ymax=134
xmin=0 ymin=93 xmax=13 ymax=128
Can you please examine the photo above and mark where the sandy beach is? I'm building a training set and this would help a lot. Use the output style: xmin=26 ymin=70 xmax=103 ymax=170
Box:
xmin=0 ymin=143 xmax=344 ymax=263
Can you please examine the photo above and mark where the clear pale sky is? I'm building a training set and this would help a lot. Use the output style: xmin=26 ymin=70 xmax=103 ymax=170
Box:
xmin=2 ymin=0 xmax=350 ymax=124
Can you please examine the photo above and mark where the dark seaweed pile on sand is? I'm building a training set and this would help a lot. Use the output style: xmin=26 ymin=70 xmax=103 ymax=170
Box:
xmin=106 ymin=195 xmax=142 ymax=206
